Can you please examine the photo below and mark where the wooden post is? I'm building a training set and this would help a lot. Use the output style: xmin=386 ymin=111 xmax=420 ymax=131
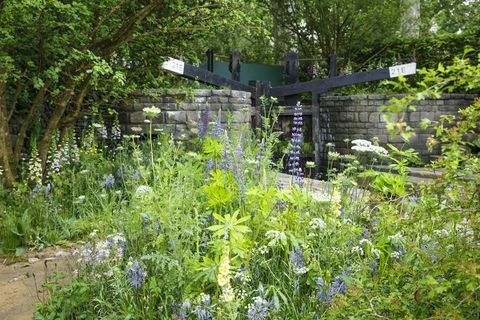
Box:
xmin=230 ymin=50 xmax=241 ymax=82
xmin=311 ymin=91 xmax=320 ymax=176
xmin=249 ymin=80 xmax=271 ymax=130
xmin=206 ymin=49 xmax=214 ymax=72
xmin=329 ymin=53 xmax=337 ymax=78
xmin=284 ymin=51 xmax=299 ymax=106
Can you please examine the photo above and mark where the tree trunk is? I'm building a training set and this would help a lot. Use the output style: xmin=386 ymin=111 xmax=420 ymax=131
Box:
xmin=0 ymin=81 xmax=15 ymax=188
xmin=38 ymin=79 xmax=76 ymax=171
xmin=13 ymin=81 xmax=50 ymax=168
xmin=60 ymin=76 xmax=91 ymax=128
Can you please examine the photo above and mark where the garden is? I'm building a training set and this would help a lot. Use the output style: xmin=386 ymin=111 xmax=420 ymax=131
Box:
xmin=1 ymin=1 xmax=479 ymax=319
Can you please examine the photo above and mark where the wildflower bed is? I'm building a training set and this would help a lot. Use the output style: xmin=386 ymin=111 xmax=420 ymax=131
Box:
xmin=8 ymin=99 xmax=471 ymax=319
xmin=2 ymin=57 xmax=480 ymax=318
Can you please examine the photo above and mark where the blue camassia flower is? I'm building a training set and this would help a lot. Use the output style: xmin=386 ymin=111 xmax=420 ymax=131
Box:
xmin=126 ymin=258 xmax=147 ymax=288
xmin=101 ymin=174 xmax=115 ymax=188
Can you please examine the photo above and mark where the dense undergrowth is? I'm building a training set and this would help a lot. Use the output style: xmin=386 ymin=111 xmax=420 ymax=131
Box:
xmin=0 ymin=59 xmax=479 ymax=319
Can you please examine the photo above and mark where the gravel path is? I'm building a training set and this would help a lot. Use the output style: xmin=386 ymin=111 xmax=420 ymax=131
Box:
xmin=0 ymin=247 xmax=74 ymax=320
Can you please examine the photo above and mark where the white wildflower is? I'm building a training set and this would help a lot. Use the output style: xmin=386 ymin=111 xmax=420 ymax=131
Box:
xmin=359 ymin=239 xmax=372 ymax=247
xmin=351 ymin=246 xmax=364 ymax=256
xmin=143 ymin=106 xmax=161 ymax=118
xmin=391 ymin=251 xmax=400 ymax=259
xmin=266 ymin=230 xmax=287 ymax=247
xmin=371 ymin=248 xmax=381 ymax=259
xmin=135 ymin=185 xmax=153 ymax=194
xmin=433 ymin=229 xmax=449 ymax=237
xmin=309 ymin=217 xmax=326 ymax=230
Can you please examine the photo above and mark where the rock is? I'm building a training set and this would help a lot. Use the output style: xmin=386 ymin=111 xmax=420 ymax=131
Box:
xmin=55 ymin=250 xmax=71 ymax=257
xmin=27 ymin=257 xmax=39 ymax=264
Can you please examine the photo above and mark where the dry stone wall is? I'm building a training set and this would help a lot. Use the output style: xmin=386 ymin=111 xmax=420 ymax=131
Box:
xmin=120 ymin=89 xmax=253 ymax=140
xmin=317 ymin=94 xmax=477 ymax=161
xmin=277 ymin=94 xmax=476 ymax=163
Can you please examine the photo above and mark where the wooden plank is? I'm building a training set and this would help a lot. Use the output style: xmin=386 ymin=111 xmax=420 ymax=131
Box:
xmin=161 ymin=58 xmax=255 ymax=93
xmin=270 ymin=68 xmax=390 ymax=96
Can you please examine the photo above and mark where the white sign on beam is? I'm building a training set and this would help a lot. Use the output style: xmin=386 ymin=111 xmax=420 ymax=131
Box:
xmin=162 ymin=58 xmax=185 ymax=75
xmin=389 ymin=62 xmax=417 ymax=78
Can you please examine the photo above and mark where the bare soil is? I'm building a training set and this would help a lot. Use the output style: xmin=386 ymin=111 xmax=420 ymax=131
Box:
xmin=0 ymin=246 xmax=74 ymax=320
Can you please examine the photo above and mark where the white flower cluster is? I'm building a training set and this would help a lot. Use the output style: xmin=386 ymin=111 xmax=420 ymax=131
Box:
xmin=74 ymin=233 xmax=126 ymax=265
xmin=387 ymin=232 xmax=404 ymax=243
xmin=351 ymin=246 xmax=364 ymax=256
xmin=371 ymin=248 xmax=381 ymax=259
xmin=433 ymin=229 xmax=450 ymax=237
xmin=328 ymin=151 xmax=340 ymax=160
xmin=309 ymin=217 xmax=326 ymax=230
xmin=48 ymin=132 xmax=80 ymax=176
xmin=28 ymin=146 xmax=43 ymax=185
xmin=359 ymin=238 xmax=373 ymax=246
xmin=391 ymin=251 xmax=401 ymax=259
xmin=135 ymin=185 xmax=153 ymax=194
xmin=93 ymin=122 xmax=108 ymax=139
xmin=111 ymin=124 xmax=122 ymax=141
xmin=456 ymin=219 xmax=474 ymax=239
xmin=351 ymin=139 xmax=388 ymax=156
xmin=143 ymin=106 xmax=161 ymax=118
xmin=266 ymin=230 xmax=287 ymax=247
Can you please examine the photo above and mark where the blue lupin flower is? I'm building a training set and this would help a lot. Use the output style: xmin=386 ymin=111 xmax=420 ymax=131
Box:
xmin=191 ymin=294 xmax=214 ymax=320
xmin=199 ymin=106 xmax=210 ymax=139
xmin=206 ymin=159 xmax=215 ymax=178
xmin=247 ymin=296 xmax=271 ymax=320
xmin=115 ymin=168 xmax=124 ymax=179
xmin=126 ymin=258 xmax=147 ymax=288
xmin=327 ymin=267 xmax=350 ymax=303
xmin=219 ymin=134 xmax=231 ymax=171
xmin=289 ymin=246 xmax=307 ymax=274
xmin=175 ymin=299 xmax=191 ymax=320
xmin=233 ymin=144 xmax=245 ymax=195
xmin=254 ymin=139 xmax=265 ymax=176
xmin=287 ymin=102 xmax=304 ymax=185
xmin=210 ymin=115 xmax=223 ymax=138
xmin=44 ymin=183 xmax=52 ymax=198
xmin=316 ymin=277 xmax=328 ymax=302
xmin=101 ymin=174 xmax=115 ymax=188
xmin=132 ymin=170 xmax=142 ymax=180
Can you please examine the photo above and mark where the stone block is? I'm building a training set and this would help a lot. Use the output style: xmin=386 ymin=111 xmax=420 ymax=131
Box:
xmin=207 ymin=96 xmax=230 ymax=103
xmin=163 ymin=97 xmax=177 ymax=103
xmin=231 ymin=110 xmax=252 ymax=123
xmin=186 ymin=111 xmax=201 ymax=124
xmin=420 ymin=111 xmax=435 ymax=121
xmin=193 ymin=97 xmax=207 ymax=103
xmin=231 ymin=90 xmax=251 ymax=99
xmin=195 ymin=89 xmax=213 ymax=97
xmin=165 ymin=111 xmax=187 ymax=124
xmin=179 ymin=103 xmax=200 ymax=111
xmin=130 ymin=111 xmax=145 ymax=123
xmin=408 ymin=111 xmax=420 ymax=122
xmin=212 ymin=89 xmax=231 ymax=96
xmin=343 ymin=113 xmax=355 ymax=122
xmin=369 ymin=112 xmax=380 ymax=123
xmin=229 ymin=97 xmax=251 ymax=104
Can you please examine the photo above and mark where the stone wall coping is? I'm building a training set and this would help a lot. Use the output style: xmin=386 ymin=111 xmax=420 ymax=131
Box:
xmin=132 ymin=88 xmax=251 ymax=98
xmin=319 ymin=93 xmax=477 ymax=101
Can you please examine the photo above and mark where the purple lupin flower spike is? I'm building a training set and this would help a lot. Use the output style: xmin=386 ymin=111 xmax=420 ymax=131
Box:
xmin=234 ymin=144 xmax=245 ymax=195
xmin=199 ymin=106 xmax=209 ymax=139
xmin=287 ymin=102 xmax=304 ymax=185
xmin=210 ymin=114 xmax=223 ymax=138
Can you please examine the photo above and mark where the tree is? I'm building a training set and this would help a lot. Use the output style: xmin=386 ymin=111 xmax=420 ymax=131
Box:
xmin=0 ymin=0 xmax=256 ymax=188
xmin=268 ymin=0 xmax=404 ymax=75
